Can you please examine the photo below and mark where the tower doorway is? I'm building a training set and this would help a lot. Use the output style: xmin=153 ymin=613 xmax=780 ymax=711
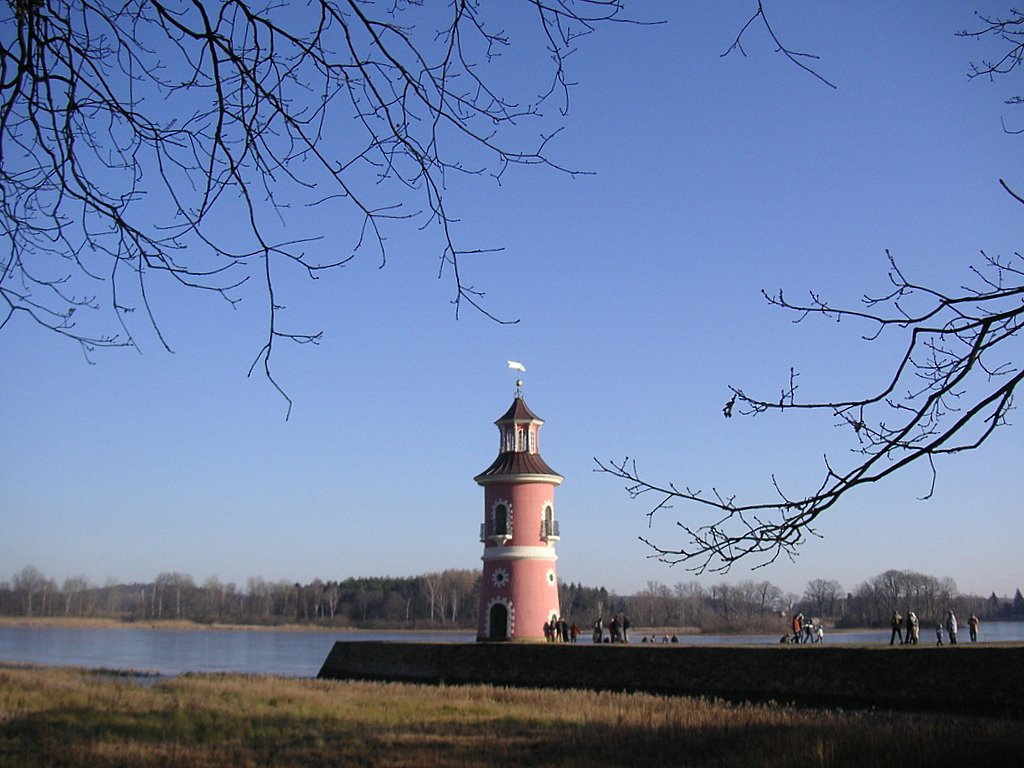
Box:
xmin=489 ymin=603 xmax=509 ymax=641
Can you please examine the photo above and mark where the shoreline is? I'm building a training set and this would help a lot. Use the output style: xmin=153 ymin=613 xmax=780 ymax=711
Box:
xmin=3 ymin=616 xmax=1002 ymax=639
xmin=0 ymin=616 xmax=472 ymax=634
xmin=1 ymin=616 xmax=884 ymax=636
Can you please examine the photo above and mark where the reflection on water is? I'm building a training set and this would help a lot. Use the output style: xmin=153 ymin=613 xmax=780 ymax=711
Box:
xmin=1 ymin=622 xmax=1021 ymax=677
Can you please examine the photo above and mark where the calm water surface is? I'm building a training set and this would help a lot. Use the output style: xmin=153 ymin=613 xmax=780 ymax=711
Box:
xmin=2 ymin=622 xmax=1022 ymax=677
xmin=0 ymin=627 xmax=472 ymax=677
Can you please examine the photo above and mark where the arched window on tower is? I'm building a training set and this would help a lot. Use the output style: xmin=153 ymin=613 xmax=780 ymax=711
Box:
xmin=493 ymin=503 xmax=509 ymax=537
xmin=516 ymin=428 xmax=525 ymax=451
xmin=527 ymin=428 xmax=535 ymax=453
xmin=541 ymin=503 xmax=559 ymax=540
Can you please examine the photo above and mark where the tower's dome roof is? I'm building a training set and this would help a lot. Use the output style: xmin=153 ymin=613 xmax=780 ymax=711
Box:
xmin=475 ymin=451 xmax=560 ymax=481
xmin=495 ymin=397 xmax=542 ymax=424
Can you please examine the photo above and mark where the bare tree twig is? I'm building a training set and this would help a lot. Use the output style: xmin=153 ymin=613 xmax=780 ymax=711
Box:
xmin=721 ymin=0 xmax=836 ymax=89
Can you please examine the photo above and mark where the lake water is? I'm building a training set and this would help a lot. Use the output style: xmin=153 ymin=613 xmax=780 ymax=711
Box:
xmin=2 ymin=622 xmax=1022 ymax=678
xmin=0 ymin=627 xmax=471 ymax=677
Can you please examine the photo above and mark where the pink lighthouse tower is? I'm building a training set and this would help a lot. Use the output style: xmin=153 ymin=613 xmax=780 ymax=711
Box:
xmin=475 ymin=379 xmax=563 ymax=641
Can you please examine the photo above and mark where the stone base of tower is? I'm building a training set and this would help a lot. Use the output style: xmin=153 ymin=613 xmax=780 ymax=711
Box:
xmin=477 ymin=557 xmax=559 ymax=642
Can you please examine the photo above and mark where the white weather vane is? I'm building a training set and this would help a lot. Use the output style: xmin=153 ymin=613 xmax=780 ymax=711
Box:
xmin=507 ymin=360 xmax=526 ymax=396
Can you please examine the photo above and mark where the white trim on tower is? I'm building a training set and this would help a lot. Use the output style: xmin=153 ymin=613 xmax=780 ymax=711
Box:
xmin=476 ymin=473 xmax=563 ymax=486
xmin=481 ymin=546 xmax=558 ymax=562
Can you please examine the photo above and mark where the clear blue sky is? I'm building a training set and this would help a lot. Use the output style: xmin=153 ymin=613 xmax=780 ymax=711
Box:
xmin=2 ymin=2 xmax=1021 ymax=600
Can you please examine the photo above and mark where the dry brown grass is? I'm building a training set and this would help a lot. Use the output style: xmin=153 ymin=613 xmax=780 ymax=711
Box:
xmin=0 ymin=664 xmax=1020 ymax=767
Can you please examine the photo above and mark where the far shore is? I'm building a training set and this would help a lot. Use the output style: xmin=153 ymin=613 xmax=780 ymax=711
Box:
xmin=0 ymin=615 xmax=888 ymax=637
xmin=0 ymin=616 xmax=473 ymax=633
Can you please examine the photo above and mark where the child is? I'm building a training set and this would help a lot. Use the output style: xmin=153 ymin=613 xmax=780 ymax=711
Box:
xmin=935 ymin=624 xmax=943 ymax=646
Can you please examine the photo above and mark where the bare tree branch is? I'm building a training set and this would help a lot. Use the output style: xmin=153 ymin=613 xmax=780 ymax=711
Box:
xmin=598 ymin=239 xmax=1024 ymax=574
xmin=595 ymin=5 xmax=1024 ymax=574
xmin=721 ymin=0 xmax=836 ymax=90
xmin=0 ymin=0 xmax=635 ymax=415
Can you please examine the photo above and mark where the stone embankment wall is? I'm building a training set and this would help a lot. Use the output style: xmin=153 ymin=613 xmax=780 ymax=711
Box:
xmin=318 ymin=641 xmax=1024 ymax=716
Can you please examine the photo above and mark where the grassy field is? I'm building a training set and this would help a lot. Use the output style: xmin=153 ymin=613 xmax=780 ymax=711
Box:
xmin=1 ymin=664 xmax=1020 ymax=767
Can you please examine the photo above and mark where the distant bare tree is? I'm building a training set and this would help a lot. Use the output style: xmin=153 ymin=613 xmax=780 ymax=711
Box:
xmin=422 ymin=572 xmax=442 ymax=621
xmin=202 ymin=576 xmax=226 ymax=620
xmin=272 ymin=580 xmax=295 ymax=618
xmin=751 ymin=579 xmax=784 ymax=615
xmin=634 ymin=580 xmax=671 ymax=626
xmin=61 ymin=575 xmax=95 ymax=616
xmin=321 ymin=581 xmax=340 ymax=619
xmin=673 ymin=581 xmax=704 ymax=627
xmin=1 ymin=0 xmax=631 ymax=415
xmin=103 ymin=576 xmax=123 ymax=614
xmin=12 ymin=565 xmax=44 ymax=615
xmin=440 ymin=569 xmax=477 ymax=624
xmin=245 ymin=576 xmax=271 ymax=618
xmin=803 ymin=578 xmax=843 ymax=619
xmin=849 ymin=569 xmax=958 ymax=626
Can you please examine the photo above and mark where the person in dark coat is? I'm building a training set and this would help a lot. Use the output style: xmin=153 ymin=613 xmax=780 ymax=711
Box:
xmin=890 ymin=610 xmax=903 ymax=645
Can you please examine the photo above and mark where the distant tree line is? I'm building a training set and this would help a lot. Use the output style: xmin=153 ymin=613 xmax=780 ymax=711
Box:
xmin=2 ymin=565 xmax=1022 ymax=632
xmin=0 ymin=566 xmax=480 ymax=628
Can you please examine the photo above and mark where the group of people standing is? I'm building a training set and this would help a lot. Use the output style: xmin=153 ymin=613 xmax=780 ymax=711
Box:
xmin=891 ymin=610 xmax=980 ymax=645
xmin=540 ymin=612 xmax=638 ymax=643
xmin=543 ymin=616 xmax=581 ymax=642
xmin=591 ymin=613 xmax=631 ymax=643
xmin=788 ymin=613 xmax=824 ymax=643
xmin=545 ymin=609 xmax=983 ymax=646
xmin=889 ymin=610 xmax=921 ymax=644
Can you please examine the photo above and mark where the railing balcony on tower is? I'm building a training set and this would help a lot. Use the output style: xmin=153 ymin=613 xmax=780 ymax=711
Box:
xmin=540 ymin=519 xmax=560 ymax=541
xmin=480 ymin=522 xmax=512 ymax=544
